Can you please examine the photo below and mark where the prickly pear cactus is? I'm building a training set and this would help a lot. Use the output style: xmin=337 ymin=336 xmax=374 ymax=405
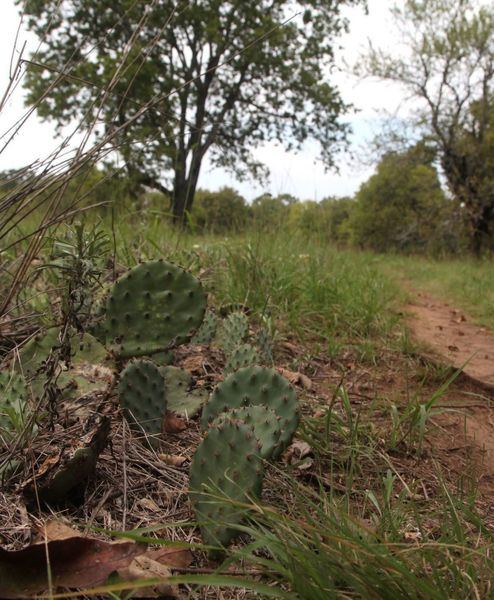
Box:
xmin=255 ymin=327 xmax=273 ymax=364
xmin=105 ymin=260 xmax=207 ymax=358
xmin=201 ymin=366 xmax=298 ymax=457
xmin=17 ymin=329 xmax=108 ymax=381
xmin=191 ymin=310 xmax=217 ymax=345
xmin=217 ymin=311 xmax=248 ymax=356
xmin=213 ymin=406 xmax=281 ymax=460
xmin=0 ymin=371 xmax=28 ymax=436
xmin=160 ymin=366 xmax=207 ymax=418
xmin=119 ymin=359 xmax=166 ymax=446
xmin=189 ymin=420 xmax=264 ymax=549
xmin=224 ymin=343 xmax=259 ymax=375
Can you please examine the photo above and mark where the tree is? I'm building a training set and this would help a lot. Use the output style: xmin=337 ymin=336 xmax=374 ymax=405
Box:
xmin=349 ymin=143 xmax=456 ymax=254
xmin=360 ymin=0 xmax=494 ymax=254
xmin=20 ymin=0 xmax=365 ymax=223
xmin=192 ymin=186 xmax=249 ymax=232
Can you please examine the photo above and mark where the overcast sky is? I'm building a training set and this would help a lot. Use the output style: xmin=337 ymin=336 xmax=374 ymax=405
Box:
xmin=0 ymin=1 xmax=405 ymax=201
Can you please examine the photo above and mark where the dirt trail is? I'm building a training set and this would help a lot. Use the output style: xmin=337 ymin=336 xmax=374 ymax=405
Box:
xmin=407 ymin=290 xmax=494 ymax=388
xmin=406 ymin=289 xmax=494 ymax=482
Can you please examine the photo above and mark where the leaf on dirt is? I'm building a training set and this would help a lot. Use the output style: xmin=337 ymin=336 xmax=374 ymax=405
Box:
xmin=447 ymin=345 xmax=459 ymax=352
xmin=116 ymin=554 xmax=179 ymax=598
xmin=277 ymin=368 xmax=313 ymax=390
xmin=147 ymin=545 xmax=193 ymax=569
xmin=0 ymin=533 xmax=144 ymax=598
xmin=180 ymin=354 xmax=205 ymax=374
xmin=159 ymin=453 xmax=187 ymax=467
xmin=162 ymin=411 xmax=187 ymax=433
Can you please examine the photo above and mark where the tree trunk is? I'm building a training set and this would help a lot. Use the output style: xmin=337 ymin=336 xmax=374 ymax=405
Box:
xmin=469 ymin=205 xmax=493 ymax=257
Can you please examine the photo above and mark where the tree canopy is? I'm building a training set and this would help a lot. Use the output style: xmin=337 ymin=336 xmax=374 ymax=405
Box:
xmin=20 ymin=0 xmax=365 ymax=221
xmin=359 ymin=0 xmax=494 ymax=254
xmin=350 ymin=143 xmax=455 ymax=254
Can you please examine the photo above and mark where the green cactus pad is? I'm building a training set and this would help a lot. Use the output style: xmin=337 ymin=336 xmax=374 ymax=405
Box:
xmin=105 ymin=260 xmax=207 ymax=358
xmin=160 ymin=366 xmax=207 ymax=418
xmin=201 ymin=366 xmax=298 ymax=457
xmin=213 ymin=406 xmax=281 ymax=460
xmin=189 ymin=420 xmax=264 ymax=549
xmin=217 ymin=311 xmax=249 ymax=356
xmin=0 ymin=371 xmax=29 ymax=437
xmin=17 ymin=329 xmax=108 ymax=381
xmin=191 ymin=310 xmax=217 ymax=345
xmin=119 ymin=359 xmax=166 ymax=446
xmin=224 ymin=343 xmax=259 ymax=375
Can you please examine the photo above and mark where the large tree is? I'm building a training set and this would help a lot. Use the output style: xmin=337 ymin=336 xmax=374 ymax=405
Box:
xmin=19 ymin=0 xmax=365 ymax=222
xmin=359 ymin=0 xmax=494 ymax=254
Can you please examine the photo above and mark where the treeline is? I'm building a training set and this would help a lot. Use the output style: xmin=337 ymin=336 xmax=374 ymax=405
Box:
xmin=1 ymin=138 xmax=471 ymax=256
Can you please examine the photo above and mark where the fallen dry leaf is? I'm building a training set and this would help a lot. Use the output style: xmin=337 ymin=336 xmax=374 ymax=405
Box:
xmin=117 ymin=554 xmax=179 ymax=598
xmin=159 ymin=453 xmax=187 ymax=467
xmin=33 ymin=519 xmax=79 ymax=542
xmin=163 ymin=411 xmax=187 ymax=433
xmin=147 ymin=546 xmax=193 ymax=569
xmin=0 ymin=535 xmax=144 ymax=598
xmin=277 ymin=368 xmax=313 ymax=390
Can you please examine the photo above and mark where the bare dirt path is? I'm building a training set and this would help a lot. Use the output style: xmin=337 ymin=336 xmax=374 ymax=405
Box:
xmin=405 ymin=288 xmax=494 ymax=486
xmin=406 ymin=289 xmax=494 ymax=388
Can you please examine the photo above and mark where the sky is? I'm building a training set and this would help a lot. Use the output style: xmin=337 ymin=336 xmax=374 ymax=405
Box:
xmin=0 ymin=1 xmax=405 ymax=201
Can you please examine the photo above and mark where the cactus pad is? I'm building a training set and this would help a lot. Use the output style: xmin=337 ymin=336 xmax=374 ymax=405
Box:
xmin=213 ymin=406 xmax=281 ymax=460
xmin=105 ymin=260 xmax=207 ymax=358
xmin=119 ymin=359 xmax=166 ymax=446
xmin=217 ymin=311 xmax=249 ymax=356
xmin=17 ymin=329 xmax=107 ymax=381
xmin=201 ymin=366 xmax=298 ymax=457
xmin=189 ymin=420 xmax=264 ymax=548
xmin=224 ymin=343 xmax=259 ymax=375
xmin=191 ymin=310 xmax=217 ymax=345
xmin=160 ymin=366 xmax=207 ymax=418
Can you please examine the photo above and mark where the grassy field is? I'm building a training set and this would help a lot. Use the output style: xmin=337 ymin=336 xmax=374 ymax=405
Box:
xmin=2 ymin=212 xmax=494 ymax=599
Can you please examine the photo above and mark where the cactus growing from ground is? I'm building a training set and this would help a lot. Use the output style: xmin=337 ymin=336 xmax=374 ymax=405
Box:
xmin=213 ymin=405 xmax=281 ymax=460
xmin=105 ymin=260 xmax=207 ymax=358
xmin=191 ymin=310 xmax=217 ymax=345
xmin=201 ymin=366 xmax=298 ymax=457
xmin=189 ymin=419 xmax=264 ymax=549
xmin=118 ymin=359 xmax=166 ymax=446
xmin=224 ymin=343 xmax=259 ymax=375
xmin=217 ymin=311 xmax=249 ymax=356
xmin=160 ymin=366 xmax=207 ymax=418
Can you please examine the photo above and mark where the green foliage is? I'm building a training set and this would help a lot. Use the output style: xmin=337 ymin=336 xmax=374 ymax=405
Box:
xmin=359 ymin=0 xmax=494 ymax=254
xmin=20 ymin=0 xmax=364 ymax=220
xmin=191 ymin=188 xmax=250 ymax=233
xmin=287 ymin=196 xmax=354 ymax=243
xmin=350 ymin=144 xmax=456 ymax=254
xmin=105 ymin=260 xmax=207 ymax=358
